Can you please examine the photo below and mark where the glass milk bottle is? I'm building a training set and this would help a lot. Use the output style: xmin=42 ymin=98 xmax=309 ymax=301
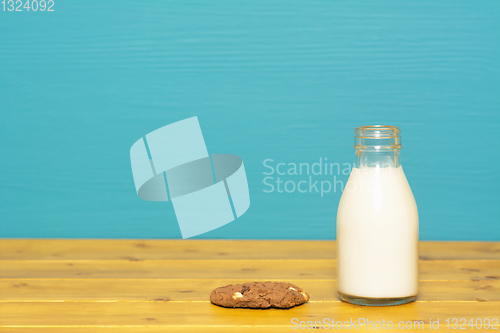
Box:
xmin=337 ymin=125 xmax=419 ymax=306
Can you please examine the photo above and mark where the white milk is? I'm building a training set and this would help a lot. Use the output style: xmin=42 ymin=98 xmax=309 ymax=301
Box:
xmin=337 ymin=166 xmax=419 ymax=298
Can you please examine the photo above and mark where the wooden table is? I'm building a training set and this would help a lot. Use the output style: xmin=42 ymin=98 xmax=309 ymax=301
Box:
xmin=0 ymin=240 xmax=498 ymax=332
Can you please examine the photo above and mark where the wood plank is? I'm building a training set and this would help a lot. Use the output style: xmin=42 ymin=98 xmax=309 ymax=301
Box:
xmin=1 ymin=240 xmax=498 ymax=260
xmin=0 ymin=240 xmax=335 ymax=260
xmin=0 ymin=302 xmax=498 ymax=327
xmin=419 ymin=241 xmax=500 ymax=260
xmin=0 ymin=328 xmax=318 ymax=333
xmin=0 ymin=259 xmax=498 ymax=280
xmin=0 ymin=329 xmax=322 ymax=333
xmin=0 ymin=324 xmax=499 ymax=333
xmin=0 ymin=279 xmax=498 ymax=302
xmin=4 ymin=327 xmax=499 ymax=333
xmin=1 ymin=325 xmax=499 ymax=333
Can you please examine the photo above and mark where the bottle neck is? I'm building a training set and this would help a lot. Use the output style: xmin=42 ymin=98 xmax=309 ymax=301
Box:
xmin=355 ymin=149 xmax=400 ymax=168
xmin=354 ymin=125 xmax=402 ymax=168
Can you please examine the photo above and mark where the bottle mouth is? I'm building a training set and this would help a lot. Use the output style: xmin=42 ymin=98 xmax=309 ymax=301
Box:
xmin=355 ymin=125 xmax=401 ymax=139
xmin=354 ymin=125 xmax=401 ymax=150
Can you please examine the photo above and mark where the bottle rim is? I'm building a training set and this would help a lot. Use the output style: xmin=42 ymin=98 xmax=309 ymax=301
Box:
xmin=354 ymin=125 xmax=401 ymax=139
xmin=354 ymin=125 xmax=402 ymax=150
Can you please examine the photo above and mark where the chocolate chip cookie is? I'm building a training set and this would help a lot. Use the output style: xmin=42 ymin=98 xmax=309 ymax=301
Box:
xmin=210 ymin=281 xmax=310 ymax=309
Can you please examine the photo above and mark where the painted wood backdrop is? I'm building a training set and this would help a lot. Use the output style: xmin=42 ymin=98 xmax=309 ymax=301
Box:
xmin=0 ymin=1 xmax=499 ymax=239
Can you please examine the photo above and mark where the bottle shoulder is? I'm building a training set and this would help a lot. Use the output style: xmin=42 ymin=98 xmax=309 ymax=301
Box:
xmin=337 ymin=167 xmax=418 ymax=216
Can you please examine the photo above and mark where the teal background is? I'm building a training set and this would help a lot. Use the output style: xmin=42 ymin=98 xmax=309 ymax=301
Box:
xmin=1 ymin=1 xmax=499 ymax=240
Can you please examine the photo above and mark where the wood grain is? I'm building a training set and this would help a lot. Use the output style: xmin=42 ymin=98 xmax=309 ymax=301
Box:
xmin=0 ymin=279 xmax=498 ymax=302
xmin=0 ymin=322 xmax=499 ymax=333
xmin=1 ymin=240 xmax=498 ymax=260
xmin=0 ymin=259 xmax=498 ymax=280
xmin=1 ymin=302 xmax=499 ymax=326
